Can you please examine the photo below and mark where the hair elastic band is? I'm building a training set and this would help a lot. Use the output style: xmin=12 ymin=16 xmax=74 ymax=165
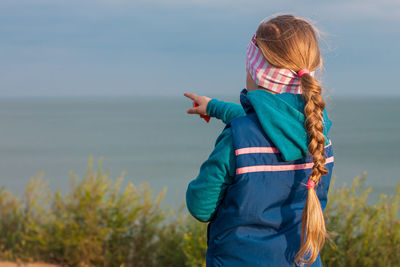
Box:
xmin=306 ymin=180 xmax=316 ymax=190
xmin=298 ymin=69 xmax=310 ymax=77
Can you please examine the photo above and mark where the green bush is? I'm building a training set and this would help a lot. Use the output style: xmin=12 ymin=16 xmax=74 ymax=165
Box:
xmin=0 ymin=157 xmax=167 ymax=266
xmin=0 ymin=159 xmax=399 ymax=267
xmin=322 ymin=173 xmax=400 ymax=266
xmin=155 ymin=208 xmax=207 ymax=267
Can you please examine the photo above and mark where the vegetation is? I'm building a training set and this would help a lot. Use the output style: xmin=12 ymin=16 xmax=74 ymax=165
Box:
xmin=0 ymin=158 xmax=398 ymax=266
xmin=322 ymin=172 xmax=400 ymax=266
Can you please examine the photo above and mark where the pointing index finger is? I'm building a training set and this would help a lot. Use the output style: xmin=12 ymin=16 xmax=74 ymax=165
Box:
xmin=184 ymin=92 xmax=198 ymax=102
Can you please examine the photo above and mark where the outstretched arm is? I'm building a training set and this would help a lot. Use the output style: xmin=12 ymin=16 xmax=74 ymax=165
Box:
xmin=184 ymin=92 xmax=245 ymax=124
xmin=206 ymin=98 xmax=245 ymax=124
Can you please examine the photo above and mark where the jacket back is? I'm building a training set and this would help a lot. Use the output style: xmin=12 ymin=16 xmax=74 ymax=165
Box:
xmin=206 ymin=91 xmax=335 ymax=267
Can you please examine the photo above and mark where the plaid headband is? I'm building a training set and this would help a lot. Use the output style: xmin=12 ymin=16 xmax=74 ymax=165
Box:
xmin=246 ymin=33 xmax=315 ymax=94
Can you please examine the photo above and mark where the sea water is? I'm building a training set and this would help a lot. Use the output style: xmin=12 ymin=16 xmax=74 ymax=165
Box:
xmin=0 ymin=96 xmax=399 ymax=208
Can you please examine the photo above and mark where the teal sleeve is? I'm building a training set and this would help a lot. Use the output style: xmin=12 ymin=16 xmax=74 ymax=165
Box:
xmin=186 ymin=127 xmax=236 ymax=222
xmin=322 ymin=109 xmax=332 ymax=145
xmin=206 ymin=98 xmax=246 ymax=124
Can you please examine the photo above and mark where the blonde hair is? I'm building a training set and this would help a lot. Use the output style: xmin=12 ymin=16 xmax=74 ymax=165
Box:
xmin=255 ymin=14 xmax=329 ymax=266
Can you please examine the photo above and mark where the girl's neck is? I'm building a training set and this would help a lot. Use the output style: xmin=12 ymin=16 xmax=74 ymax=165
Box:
xmin=246 ymin=69 xmax=277 ymax=94
xmin=247 ymin=86 xmax=277 ymax=94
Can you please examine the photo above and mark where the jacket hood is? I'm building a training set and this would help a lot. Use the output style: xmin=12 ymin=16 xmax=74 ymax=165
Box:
xmin=240 ymin=88 xmax=332 ymax=161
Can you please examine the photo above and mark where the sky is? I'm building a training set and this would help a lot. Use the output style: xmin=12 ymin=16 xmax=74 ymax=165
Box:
xmin=0 ymin=0 xmax=399 ymax=98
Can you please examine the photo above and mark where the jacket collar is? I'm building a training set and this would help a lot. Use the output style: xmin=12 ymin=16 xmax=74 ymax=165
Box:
xmin=239 ymin=88 xmax=254 ymax=114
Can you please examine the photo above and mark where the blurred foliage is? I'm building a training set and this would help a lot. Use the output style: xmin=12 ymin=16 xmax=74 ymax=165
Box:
xmin=322 ymin=172 xmax=400 ymax=266
xmin=0 ymin=157 xmax=167 ymax=266
xmin=0 ymin=159 xmax=399 ymax=266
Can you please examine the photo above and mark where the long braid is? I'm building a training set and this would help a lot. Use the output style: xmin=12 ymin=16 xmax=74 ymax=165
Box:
xmin=295 ymin=73 xmax=329 ymax=266
xmin=253 ymin=14 xmax=331 ymax=265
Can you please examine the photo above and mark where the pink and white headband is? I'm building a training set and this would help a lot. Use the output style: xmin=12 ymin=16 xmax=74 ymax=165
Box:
xmin=246 ymin=33 xmax=315 ymax=94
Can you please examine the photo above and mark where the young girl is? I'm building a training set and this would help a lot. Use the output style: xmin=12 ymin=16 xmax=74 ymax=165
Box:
xmin=185 ymin=14 xmax=334 ymax=267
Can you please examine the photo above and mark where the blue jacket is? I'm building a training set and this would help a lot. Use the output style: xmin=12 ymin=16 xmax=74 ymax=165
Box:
xmin=186 ymin=88 xmax=334 ymax=266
